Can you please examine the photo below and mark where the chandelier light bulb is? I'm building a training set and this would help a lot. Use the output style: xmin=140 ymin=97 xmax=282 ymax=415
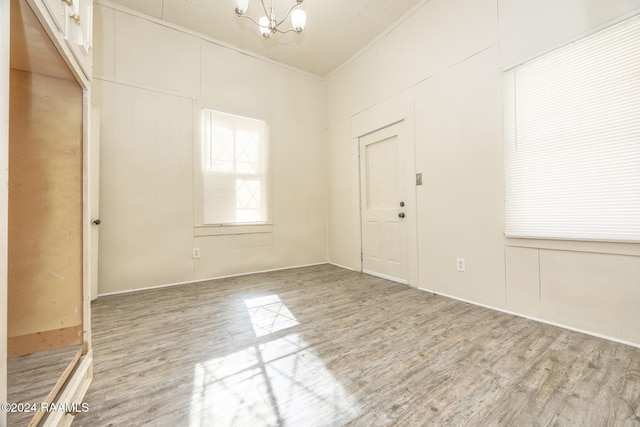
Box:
xmin=259 ymin=16 xmax=271 ymax=38
xmin=233 ymin=0 xmax=306 ymax=38
xmin=290 ymin=9 xmax=306 ymax=33
xmin=233 ymin=0 xmax=249 ymax=15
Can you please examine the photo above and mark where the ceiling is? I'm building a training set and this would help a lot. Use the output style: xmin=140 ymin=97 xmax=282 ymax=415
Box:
xmin=108 ymin=0 xmax=426 ymax=76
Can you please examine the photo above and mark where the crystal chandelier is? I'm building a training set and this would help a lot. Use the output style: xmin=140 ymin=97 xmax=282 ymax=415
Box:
xmin=232 ymin=0 xmax=307 ymax=39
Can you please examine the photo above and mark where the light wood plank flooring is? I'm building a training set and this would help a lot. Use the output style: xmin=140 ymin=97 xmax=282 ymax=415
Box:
xmin=74 ymin=264 xmax=640 ymax=426
xmin=7 ymin=345 xmax=80 ymax=426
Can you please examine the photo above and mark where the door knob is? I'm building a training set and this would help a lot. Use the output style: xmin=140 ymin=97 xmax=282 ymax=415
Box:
xmin=92 ymin=219 xmax=101 ymax=225
xmin=398 ymin=212 xmax=405 ymax=218
xmin=400 ymin=201 xmax=405 ymax=207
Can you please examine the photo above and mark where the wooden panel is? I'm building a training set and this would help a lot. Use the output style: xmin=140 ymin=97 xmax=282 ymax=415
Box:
xmin=505 ymin=246 xmax=540 ymax=317
xmin=8 ymin=69 xmax=83 ymax=353
xmin=7 ymin=326 xmax=82 ymax=358
xmin=10 ymin=0 xmax=74 ymax=81
xmin=97 ymin=82 xmax=194 ymax=294
xmin=540 ymin=249 xmax=640 ymax=345
xmin=92 ymin=5 xmax=116 ymax=78
xmin=377 ymin=0 xmax=497 ymax=100
xmin=115 ymin=11 xmax=200 ymax=95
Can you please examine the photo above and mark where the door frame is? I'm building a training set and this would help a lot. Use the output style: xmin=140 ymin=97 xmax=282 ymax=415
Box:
xmin=354 ymin=113 xmax=418 ymax=287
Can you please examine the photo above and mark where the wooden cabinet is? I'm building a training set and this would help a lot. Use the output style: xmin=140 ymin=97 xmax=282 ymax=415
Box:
xmin=42 ymin=0 xmax=65 ymax=32
xmin=35 ymin=0 xmax=93 ymax=80
xmin=4 ymin=0 xmax=94 ymax=425
xmin=62 ymin=0 xmax=93 ymax=78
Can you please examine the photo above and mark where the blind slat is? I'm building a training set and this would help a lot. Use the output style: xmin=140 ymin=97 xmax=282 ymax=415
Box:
xmin=504 ymin=13 xmax=640 ymax=243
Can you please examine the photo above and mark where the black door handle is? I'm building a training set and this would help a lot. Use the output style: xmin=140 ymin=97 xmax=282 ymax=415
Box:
xmin=398 ymin=212 xmax=405 ymax=218
xmin=92 ymin=219 xmax=101 ymax=225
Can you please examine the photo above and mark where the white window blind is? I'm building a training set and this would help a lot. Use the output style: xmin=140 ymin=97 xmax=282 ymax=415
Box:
xmin=201 ymin=110 xmax=269 ymax=225
xmin=504 ymin=13 xmax=640 ymax=242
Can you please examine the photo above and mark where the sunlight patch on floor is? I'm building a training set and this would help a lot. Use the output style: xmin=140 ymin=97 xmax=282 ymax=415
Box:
xmin=189 ymin=295 xmax=361 ymax=425
xmin=244 ymin=294 xmax=299 ymax=337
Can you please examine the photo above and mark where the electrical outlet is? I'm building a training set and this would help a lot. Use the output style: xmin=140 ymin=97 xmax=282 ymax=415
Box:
xmin=456 ymin=257 xmax=466 ymax=272
xmin=193 ymin=248 xmax=201 ymax=259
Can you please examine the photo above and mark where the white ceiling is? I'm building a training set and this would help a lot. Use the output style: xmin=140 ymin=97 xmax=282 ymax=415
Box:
xmin=108 ymin=0 xmax=425 ymax=76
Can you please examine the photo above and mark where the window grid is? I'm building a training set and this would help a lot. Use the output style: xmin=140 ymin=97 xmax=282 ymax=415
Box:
xmin=202 ymin=109 xmax=269 ymax=225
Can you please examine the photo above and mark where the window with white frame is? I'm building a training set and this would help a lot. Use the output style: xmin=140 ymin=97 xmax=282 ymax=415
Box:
xmin=201 ymin=109 xmax=269 ymax=225
xmin=503 ymin=13 xmax=640 ymax=242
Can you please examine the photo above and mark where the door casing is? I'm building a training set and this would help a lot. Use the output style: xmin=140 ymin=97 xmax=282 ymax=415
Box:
xmin=357 ymin=117 xmax=418 ymax=286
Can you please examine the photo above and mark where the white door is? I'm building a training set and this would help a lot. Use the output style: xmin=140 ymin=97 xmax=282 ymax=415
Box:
xmin=359 ymin=122 xmax=408 ymax=283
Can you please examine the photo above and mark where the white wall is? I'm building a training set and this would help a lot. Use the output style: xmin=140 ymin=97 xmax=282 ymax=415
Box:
xmin=93 ymin=3 xmax=327 ymax=294
xmin=327 ymin=0 xmax=640 ymax=345
xmin=93 ymin=0 xmax=640 ymax=346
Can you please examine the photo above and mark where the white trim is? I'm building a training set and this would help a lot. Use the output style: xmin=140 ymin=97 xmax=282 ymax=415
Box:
xmin=356 ymin=111 xmax=418 ymax=287
xmin=0 ymin=0 xmax=10 ymax=419
xmin=417 ymin=286 xmax=640 ymax=350
xmin=351 ymin=104 xmax=413 ymax=140
xmin=505 ymin=242 xmax=640 ymax=258
xmin=328 ymin=262 xmax=356 ymax=272
xmin=82 ymin=88 xmax=92 ymax=349
xmin=97 ymin=262 xmax=327 ymax=297
xmin=363 ymin=269 xmax=409 ymax=285
xmin=94 ymin=75 xmax=194 ymax=100
xmin=194 ymin=223 xmax=273 ymax=237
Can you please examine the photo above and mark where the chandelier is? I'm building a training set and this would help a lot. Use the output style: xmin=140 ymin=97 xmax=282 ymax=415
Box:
xmin=232 ymin=0 xmax=307 ymax=39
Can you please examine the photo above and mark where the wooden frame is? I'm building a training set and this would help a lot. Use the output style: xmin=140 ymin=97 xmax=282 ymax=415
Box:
xmin=4 ymin=0 xmax=93 ymax=425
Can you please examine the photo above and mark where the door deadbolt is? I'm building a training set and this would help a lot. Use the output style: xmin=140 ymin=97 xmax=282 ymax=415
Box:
xmin=400 ymin=201 xmax=405 ymax=207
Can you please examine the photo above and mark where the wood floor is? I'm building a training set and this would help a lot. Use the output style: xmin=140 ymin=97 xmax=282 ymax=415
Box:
xmin=7 ymin=345 xmax=80 ymax=426
xmin=73 ymin=264 xmax=640 ymax=426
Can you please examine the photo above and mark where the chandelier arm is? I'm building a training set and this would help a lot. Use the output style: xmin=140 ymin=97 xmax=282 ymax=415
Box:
xmin=236 ymin=13 xmax=264 ymax=28
xmin=259 ymin=0 xmax=269 ymax=21
xmin=275 ymin=2 xmax=302 ymax=29
xmin=276 ymin=27 xmax=300 ymax=34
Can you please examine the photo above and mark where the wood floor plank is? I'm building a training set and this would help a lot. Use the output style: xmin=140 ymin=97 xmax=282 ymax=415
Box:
xmin=6 ymin=345 xmax=81 ymax=426
xmin=72 ymin=264 xmax=640 ymax=426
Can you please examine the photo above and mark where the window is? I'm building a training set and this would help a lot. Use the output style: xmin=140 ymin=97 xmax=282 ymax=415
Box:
xmin=201 ymin=109 xmax=269 ymax=225
xmin=504 ymin=13 xmax=640 ymax=242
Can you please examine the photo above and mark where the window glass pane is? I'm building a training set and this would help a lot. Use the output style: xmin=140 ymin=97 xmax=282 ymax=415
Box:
xmin=210 ymin=125 xmax=234 ymax=172
xmin=202 ymin=110 xmax=268 ymax=225
xmin=237 ymin=179 xmax=261 ymax=209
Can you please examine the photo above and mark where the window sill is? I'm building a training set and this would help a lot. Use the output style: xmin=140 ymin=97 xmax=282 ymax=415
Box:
xmin=504 ymin=236 xmax=640 ymax=257
xmin=194 ymin=223 xmax=273 ymax=236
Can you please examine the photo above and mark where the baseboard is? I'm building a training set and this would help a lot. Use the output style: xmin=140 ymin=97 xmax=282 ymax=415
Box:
xmin=8 ymin=326 xmax=83 ymax=357
xmin=98 ymin=262 xmax=329 ymax=297
xmin=417 ymin=286 xmax=640 ymax=350
xmin=327 ymin=261 xmax=357 ymax=271
xmin=363 ymin=268 xmax=409 ymax=285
